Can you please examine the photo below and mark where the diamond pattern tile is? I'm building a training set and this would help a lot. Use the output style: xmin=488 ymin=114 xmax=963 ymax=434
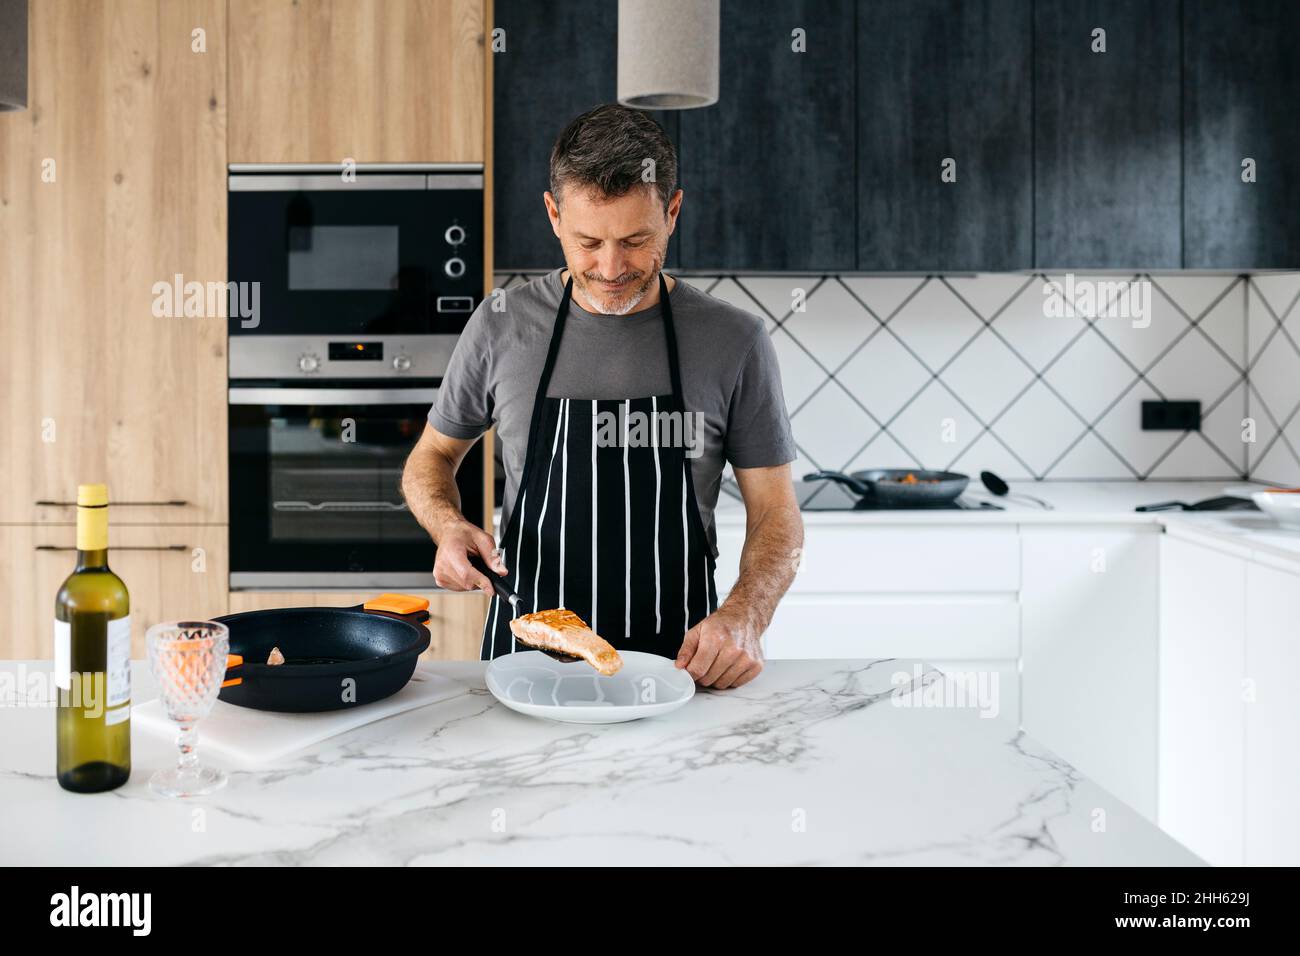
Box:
xmin=1093 ymin=381 xmax=1181 ymax=477
xmin=990 ymin=380 xmax=1085 ymax=477
xmin=738 ymin=276 xmax=824 ymax=325
xmin=887 ymin=380 xmax=983 ymax=471
xmin=1146 ymin=327 xmax=1242 ymax=407
xmin=766 ymin=324 xmax=825 ymax=412
xmin=498 ymin=271 xmax=1300 ymax=481
xmin=941 ymin=329 xmax=1035 ymax=422
xmin=886 ymin=279 xmax=983 ymax=372
xmin=991 ymin=279 xmax=1087 ymax=370
xmin=845 ymin=429 xmax=922 ymax=472
xmin=836 ymin=328 xmax=931 ymax=426
xmin=789 ymin=380 xmax=875 ymax=471
xmin=840 ymin=276 xmax=925 ymax=322
xmin=780 ymin=279 xmax=879 ymax=373
xmin=1042 ymin=329 xmax=1138 ymax=423
xmin=1049 ymin=430 xmax=1134 ymax=480
xmin=1253 ymin=273 xmax=1300 ymax=320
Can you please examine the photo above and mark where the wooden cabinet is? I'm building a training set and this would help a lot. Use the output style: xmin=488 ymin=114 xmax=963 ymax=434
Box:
xmin=856 ymin=0 xmax=1032 ymax=271
xmin=677 ymin=0 xmax=856 ymax=271
xmin=228 ymin=0 xmax=486 ymax=163
xmin=1183 ymin=0 xmax=1300 ymax=269
xmin=492 ymin=0 xmax=678 ymax=270
xmin=1020 ymin=527 xmax=1160 ymax=821
xmin=0 ymin=0 xmax=228 ymax=525
xmin=227 ymin=590 xmax=490 ymax=660
xmin=1157 ymin=534 xmax=1246 ymax=865
xmin=1 ymin=524 xmax=229 ymax=661
xmin=1033 ymin=0 xmax=1182 ymax=269
xmin=1244 ymin=559 xmax=1300 ymax=865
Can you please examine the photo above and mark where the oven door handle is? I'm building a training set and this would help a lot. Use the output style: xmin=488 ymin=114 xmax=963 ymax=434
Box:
xmin=228 ymin=387 xmax=441 ymax=405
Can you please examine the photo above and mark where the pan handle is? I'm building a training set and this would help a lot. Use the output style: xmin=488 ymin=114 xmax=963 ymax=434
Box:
xmin=361 ymin=593 xmax=431 ymax=621
xmin=803 ymin=470 xmax=873 ymax=497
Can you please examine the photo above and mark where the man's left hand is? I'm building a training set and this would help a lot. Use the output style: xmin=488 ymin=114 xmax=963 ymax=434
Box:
xmin=674 ymin=606 xmax=764 ymax=689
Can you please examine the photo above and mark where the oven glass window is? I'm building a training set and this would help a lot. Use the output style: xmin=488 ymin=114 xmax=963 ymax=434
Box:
xmin=287 ymin=226 xmax=399 ymax=291
xmin=266 ymin=411 xmax=423 ymax=543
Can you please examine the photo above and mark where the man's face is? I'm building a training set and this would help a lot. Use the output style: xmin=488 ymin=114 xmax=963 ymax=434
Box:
xmin=544 ymin=183 xmax=682 ymax=315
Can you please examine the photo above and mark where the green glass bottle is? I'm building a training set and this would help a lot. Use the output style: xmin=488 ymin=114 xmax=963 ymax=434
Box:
xmin=55 ymin=483 xmax=131 ymax=792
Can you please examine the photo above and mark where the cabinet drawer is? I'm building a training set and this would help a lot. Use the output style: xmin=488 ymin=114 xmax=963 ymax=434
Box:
xmin=760 ymin=596 xmax=1019 ymax=660
xmin=3 ymin=525 xmax=228 ymax=660
xmin=715 ymin=524 xmax=1020 ymax=594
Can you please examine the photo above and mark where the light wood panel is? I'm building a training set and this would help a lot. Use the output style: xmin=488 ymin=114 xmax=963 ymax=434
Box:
xmin=228 ymin=0 xmax=485 ymax=163
xmin=227 ymin=590 xmax=490 ymax=660
xmin=2 ymin=524 xmax=229 ymax=660
xmin=0 ymin=0 xmax=228 ymax=524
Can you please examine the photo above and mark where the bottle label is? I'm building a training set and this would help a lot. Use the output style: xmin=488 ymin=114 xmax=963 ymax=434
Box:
xmin=54 ymin=620 xmax=71 ymax=690
xmin=106 ymin=615 xmax=132 ymax=711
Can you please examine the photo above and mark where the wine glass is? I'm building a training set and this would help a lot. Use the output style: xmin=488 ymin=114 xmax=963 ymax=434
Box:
xmin=145 ymin=621 xmax=230 ymax=797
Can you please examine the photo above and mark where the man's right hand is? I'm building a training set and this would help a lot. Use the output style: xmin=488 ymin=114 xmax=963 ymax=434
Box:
xmin=432 ymin=520 xmax=508 ymax=594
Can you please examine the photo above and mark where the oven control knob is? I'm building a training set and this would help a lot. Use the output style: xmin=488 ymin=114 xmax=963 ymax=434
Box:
xmin=444 ymin=224 xmax=466 ymax=246
xmin=392 ymin=354 xmax=412 ymax=372
xmin=444 ymin=256 xmax=466 ymax=279
xmin=298 ymin=353 xmax=320 ymax=373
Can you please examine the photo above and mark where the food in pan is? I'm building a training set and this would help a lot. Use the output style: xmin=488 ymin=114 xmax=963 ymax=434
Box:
xmin=266 ymin=646 xmax=285 ymax=666
xmin=889 ymin=472 xmax=939 ymax=485
xmin=509 ymin=609 xmax=623 ymax=676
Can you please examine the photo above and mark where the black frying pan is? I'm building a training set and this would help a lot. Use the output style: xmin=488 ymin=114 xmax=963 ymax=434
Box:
xmin=214 ymin=597 xmax=430 ymax=713
xmin=805 ymin=469 xmax=969 ymax=505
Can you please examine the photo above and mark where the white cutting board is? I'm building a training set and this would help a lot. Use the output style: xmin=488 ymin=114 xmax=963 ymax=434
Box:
xmin=133 ymin=663 xmax=463 ymax=767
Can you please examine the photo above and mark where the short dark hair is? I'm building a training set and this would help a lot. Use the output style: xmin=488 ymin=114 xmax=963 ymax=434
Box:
xmin=548 ymin=103 xmax=678 ymax=212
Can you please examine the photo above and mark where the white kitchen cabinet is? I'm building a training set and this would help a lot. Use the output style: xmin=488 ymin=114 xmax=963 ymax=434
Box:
xmin=1157 ymin=534 xmax=1247 ymax=866
xmin=1020 ymin=527 xmax=1160 ymax=821
xmin=715 ymin=523 xmax=1021 ymax=659
xmin=714 ymin=522 xmax=1021 ymax=735
xmin=1244 ymin=559 xmax=1300 ymax=866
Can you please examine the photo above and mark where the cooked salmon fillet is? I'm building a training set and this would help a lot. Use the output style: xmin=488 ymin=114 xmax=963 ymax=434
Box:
xmin=509 ymin=608 xmax=623 ymax=676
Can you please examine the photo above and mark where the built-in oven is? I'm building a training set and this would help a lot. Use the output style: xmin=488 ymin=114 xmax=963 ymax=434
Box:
xmin=227 ymin=164 xmax=486 ymax=589
xmin=228 ymin=357 xmax=484 ymax=589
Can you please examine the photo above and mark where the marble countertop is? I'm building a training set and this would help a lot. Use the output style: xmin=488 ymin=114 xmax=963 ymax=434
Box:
xmin=0 ymin=660 xmax=1201 ymax=866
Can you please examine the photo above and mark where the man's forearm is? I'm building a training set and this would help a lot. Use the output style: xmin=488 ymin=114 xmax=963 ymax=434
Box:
xmin=718 ymin=504 xmax=804 ymax=634
xmin=401 ymin=451 xmax=472 ymax=544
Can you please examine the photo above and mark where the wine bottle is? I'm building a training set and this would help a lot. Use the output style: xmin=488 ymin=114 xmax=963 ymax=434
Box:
xmin=55 ymin=483 xmax=131 ymax=792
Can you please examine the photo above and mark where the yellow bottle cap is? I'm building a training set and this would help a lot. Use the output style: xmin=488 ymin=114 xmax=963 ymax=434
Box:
xmin=77 ymin=483 xmax=109 ymax=507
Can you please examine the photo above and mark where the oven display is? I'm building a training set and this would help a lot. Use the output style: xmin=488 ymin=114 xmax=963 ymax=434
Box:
xmin=328 ymin=342 xmax=384 ymax=361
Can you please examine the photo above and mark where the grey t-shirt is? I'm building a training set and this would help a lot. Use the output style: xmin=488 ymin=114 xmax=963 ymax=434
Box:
xmin=428 ymin=268 xmax=795 ymax=553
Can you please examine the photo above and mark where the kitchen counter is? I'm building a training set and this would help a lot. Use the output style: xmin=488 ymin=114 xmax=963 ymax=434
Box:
xmin=716 ymin=479 xmax=1269 ymax=524
xmin=0 ymin=660 xmax=1200 ymax=866
xmin=716 ymin=478 xmax=1300 ymax=569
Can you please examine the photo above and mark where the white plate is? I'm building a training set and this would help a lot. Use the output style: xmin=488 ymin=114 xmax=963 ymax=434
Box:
xmin=1253 ymin=491 xmax=1300 ymax=529
xmin=485 ymin=650 xmax=695 ymax=724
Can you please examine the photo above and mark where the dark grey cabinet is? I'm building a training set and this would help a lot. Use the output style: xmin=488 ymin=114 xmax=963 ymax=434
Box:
xmin=1183 ymin=0 xmax=1300 ymax=269
xmin=1034 ymin=0 xmax=1182 ymax=269
xmin=857 ymin=0 xmax=1032 ymax=272
xmin=494 ymin=0 xmax=1294 ymax=273
xmin=493 ymin=0 xmax=678 ymax=271
xmin=676 ymin=0 xmax=856 ymax=271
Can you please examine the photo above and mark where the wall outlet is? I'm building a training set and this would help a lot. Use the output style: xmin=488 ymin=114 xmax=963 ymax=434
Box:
xmin=1141 ymin=400 xmax=1201 ymax=431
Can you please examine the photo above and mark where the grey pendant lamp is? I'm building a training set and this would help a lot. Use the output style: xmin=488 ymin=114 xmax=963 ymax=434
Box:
xmin=618 ymin=0 xmax=719 ymax=110
xmin=0 ymin=0 xmax=27 ymax=112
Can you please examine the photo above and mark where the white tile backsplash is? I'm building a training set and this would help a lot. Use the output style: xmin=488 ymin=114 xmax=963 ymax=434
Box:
xmin=495 ymin=271 xmax=1300 ymax=486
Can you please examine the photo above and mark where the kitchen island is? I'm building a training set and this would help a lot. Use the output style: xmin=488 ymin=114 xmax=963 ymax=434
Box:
xmin=0 ymin=659 xmax=1199 ymax=866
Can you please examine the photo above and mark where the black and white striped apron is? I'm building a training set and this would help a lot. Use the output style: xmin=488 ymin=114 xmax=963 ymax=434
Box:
xmin=481 ymin=272 xmax=718 ymax=659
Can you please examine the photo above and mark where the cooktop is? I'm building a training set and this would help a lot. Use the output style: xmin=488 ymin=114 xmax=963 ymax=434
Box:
xmin=710 ymin=480 xmax=1002 ymax=511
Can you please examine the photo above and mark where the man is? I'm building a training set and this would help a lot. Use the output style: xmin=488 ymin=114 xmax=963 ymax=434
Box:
xmin=402 ymin=103 xmax=802 ymax=689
